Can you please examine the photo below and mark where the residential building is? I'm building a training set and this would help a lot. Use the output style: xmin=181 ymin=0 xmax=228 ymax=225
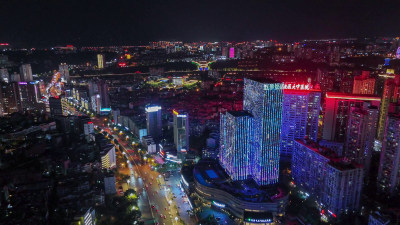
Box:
xmin=281 ymin=88 xmax=321 ymax=158
xmin=322 ymin=92 xmax=380 ymax=142
xmin=292 ymin=139 xmax=363 ymax=216
xmin=377 ymin=114 xmax=400 ymax=195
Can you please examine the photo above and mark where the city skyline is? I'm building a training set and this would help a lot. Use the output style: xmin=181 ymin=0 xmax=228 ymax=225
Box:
xmin=2 ymin=3 xmax=400 ymax=224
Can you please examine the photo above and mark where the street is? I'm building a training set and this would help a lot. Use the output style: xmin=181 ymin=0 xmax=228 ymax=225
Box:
xmin=92 ymin=116 xmax=197 ymax=225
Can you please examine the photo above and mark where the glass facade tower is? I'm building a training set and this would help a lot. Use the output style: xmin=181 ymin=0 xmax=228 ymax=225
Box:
xmin=243 ymin=78 xmax=283 ymax=185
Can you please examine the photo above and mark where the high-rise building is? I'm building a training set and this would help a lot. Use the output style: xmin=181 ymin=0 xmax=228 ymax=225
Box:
xmin=49 ymin=96 xmax=64 ymax=117
xmin=19 ymin=64 xmax=33 ymax=81
xmin=281 ymin=88 xmax=321 ymax=158
xmin=101 ymin=145 xmax=116 ymax=169
xmin=173 ymin=109 xmax=189 ymax=153
xmin=71 ymin=207 xmax=96 ymax=225
xmin=83 ymin=121 xmax=94 ymax=142
xmin=59 ymin=63 xmax=70 ymax=83
xmin=17 ymin=82 xmax=31 ymax=111
xmin=219 ymin=111 xmax=254 ymax=181
xmin=97 ymin=80 xmax=110 ymax=109
xmin=377 ymin=76 xmax=400 ymax=141
xmin=97 ymin=54 xmax=105 ymax=69
xmin=145 ymin=105 xmax=162 ymax=141
xmin=377 ymin=114 xmax=400 ymax=195
xmin=10 ymin=72 xmax=20 ymax=82
xmin=292 ymin=139 xmax=363 ymax=216
xmin=0 ymin=68 xmax=9 ymax=83
xmin=353 ymin=71 xmax=376 ymax=95
xmin=345 ymin=104 xmax=378 ymax=176
xmin=0 ymin=82 xmax=20 ymax=114
xmin=243 ymin=78 xmax=283 ymax=185
xmin=27 ymin=81 xmax=41 ymax=104
xmin=322 ymin=92 xmax=381 ymax=142
xmin=229 ymin=47 xmax=235 ymax=58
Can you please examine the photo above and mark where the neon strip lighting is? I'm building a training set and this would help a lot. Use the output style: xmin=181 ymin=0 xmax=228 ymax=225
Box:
xmin=212 ymin=201 xmax=225 ymax=208
xmin=172 ymin=109 xmax=179 ymax=115
xmin=145 ymin=106 xmax=161 ymax=112
xmin=326 ymin=93 xmax=381 ymax=101
xmin=181 ymin=175 xmax=189 ymax=187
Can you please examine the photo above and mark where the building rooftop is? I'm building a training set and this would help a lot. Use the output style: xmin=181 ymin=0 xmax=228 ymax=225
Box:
xmin=193 ymin=160 xmax=287 ymax=203
xmin=296 ymin=139 xmax=362 ymax=171
xmin=325 ymin=92 xmax=381 ymax=101
xmin=244 ymin=77 xmax=281 ymax=84
xmin=227 ymin=110 xmax=253 ymax=117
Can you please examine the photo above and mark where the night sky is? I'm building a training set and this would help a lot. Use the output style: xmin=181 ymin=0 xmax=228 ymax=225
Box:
xmin=1 ymin=0 xmax=399 ymax=47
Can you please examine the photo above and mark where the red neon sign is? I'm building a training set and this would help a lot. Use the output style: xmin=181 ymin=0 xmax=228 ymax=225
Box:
xmin=283 ymin=83 xmax=312 ymax=90
xmin=118 ymin=62 xmax=127 ymax=67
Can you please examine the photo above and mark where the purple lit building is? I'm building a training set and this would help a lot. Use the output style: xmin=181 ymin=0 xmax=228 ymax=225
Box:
xmin=280 ymin=88 xmax=321 ymax=158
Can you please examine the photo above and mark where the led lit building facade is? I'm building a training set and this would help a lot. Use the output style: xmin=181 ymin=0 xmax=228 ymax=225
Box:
xmin=345 ymin=104 xmax=378 ymax=176
xmin=377 ymin=114 xmax=400 ymax=195
xmin=280 ymin=89 xmax=321 ymax=158
xmin=101 ymin=145 xmax=116 ymax=169
xmin=243 ymin=78 xmax=283 ymax=185
xmin=173 ymin=109 xmax=189 ymax=153
xmin=377 ymin=76 xmax=400 ymax=141
xmin=219 ymin=111 xmax=254 ymax=181
xmin=322 ymin=92 xmax=381 ymax=142
xmin=352 ymin=71 xmax=375 ymax=95
xmin=97 ymin=54 xmax=105 ymax=69
xmin=292 ymin=139 xmax=363 ymax=217
xmin=146 ymin=105 xmax=162 ymax=141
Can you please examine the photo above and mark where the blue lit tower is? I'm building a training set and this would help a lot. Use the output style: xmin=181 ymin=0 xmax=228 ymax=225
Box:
xmin=219 ymin=111 xmax=254 ymax=181
xmin=281 ymin=89 xmax=321 ymax=158
xmin=243 ymin=78 xmax=284 ymax=185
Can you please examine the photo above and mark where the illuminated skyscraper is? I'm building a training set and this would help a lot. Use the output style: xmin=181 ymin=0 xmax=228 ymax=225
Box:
xmin=281 ymin=88 xmax=321 ymax=158
xmin=19 ymin=64 xmax=33 ymax=81
xmin=219 ymin=111 xmax=254 ymax=181
xmin=322 ymin=92 xmax=381 ymax=142
xmin=243 ymin=78 xmax=283 ymax=185
xmin=146 ymin=105 xmax=162 ymax=141
xmin=59 ymin=63 xmax=70 ymax=83
xmin=173 ymin=109 xmax=189 ymax=153
xmin=345 ymin=104 xmax=379 ymax=176
xmin=229 ymin=47 xmax=235 ymax=58
xmin=97 ymin=54 xmax=105 ymax=69
xmin=377 ymin=76 xmax=400 ymax=141
xmin=377 ymin=114 xmax=400 ymax=195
